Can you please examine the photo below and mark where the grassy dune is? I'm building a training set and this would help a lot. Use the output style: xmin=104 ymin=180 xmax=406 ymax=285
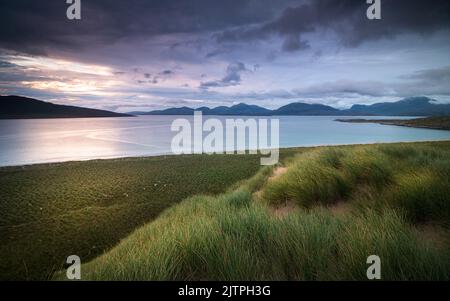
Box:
xmin=263 ymin=143 xmax=450 ymax=224
xmin=68 ymin=142 xmax=449 ymax=280
xmin=0 ymin=154 xmax=263 ymax=280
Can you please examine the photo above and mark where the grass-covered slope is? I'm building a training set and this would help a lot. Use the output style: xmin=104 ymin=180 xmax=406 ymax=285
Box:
xmin=73 ymin=142 xmax=450 ymax=280
xmin=0 ymin=154 xmax=262 ymax=280
xmin=263 ymin=143 xmax=450 ymax=224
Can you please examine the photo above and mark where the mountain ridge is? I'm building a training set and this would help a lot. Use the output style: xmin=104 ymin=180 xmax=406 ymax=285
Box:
xmin=131 ymin=97 xmax=450 ymax=116
xmin=2 ymin=95 xmax=450 ymax=118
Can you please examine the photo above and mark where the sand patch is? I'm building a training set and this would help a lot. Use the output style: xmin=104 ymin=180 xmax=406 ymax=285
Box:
xmin=268 ymin=166 xmax=288 ymax=181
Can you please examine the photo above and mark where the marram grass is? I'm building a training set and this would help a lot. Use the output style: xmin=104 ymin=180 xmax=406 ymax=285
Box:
xmin=72 ymin=193 xmax=448 ymax=280
xmin=58 ymin=142 xmax=450 ymax=280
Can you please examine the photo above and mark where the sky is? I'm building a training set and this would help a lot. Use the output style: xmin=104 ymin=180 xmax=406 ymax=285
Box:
xmin=0 ymin=0 xmax=450 ymax=112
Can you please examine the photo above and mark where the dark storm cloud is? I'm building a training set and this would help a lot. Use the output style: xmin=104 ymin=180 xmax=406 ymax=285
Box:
xmin=0 ymin=0 xmax=291 ymax=55
xmin=216 ymin=0 xmax=450 ymax=51
xmin=2 ymin=0 xmax=448 ymax=57
xmin=200 ymin=62 xmax=249 ymax=88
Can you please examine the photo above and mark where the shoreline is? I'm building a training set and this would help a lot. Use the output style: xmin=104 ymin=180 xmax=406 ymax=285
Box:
xmin=336 ymin=116 xmax=450 ymax=131
xmin=2 ymin=139 xmax=450 ymax=170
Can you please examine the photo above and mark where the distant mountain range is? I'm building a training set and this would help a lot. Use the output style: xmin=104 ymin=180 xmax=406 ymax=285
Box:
xmin=1 ymin=95 xmax=449 ymax=119
xmin=132 ymin=102 xmax=273 ymax=116
xmin=0 ymin=95 xmax=131 ymax=119
xmin=131 ymin=97 xmax=450 ymax=117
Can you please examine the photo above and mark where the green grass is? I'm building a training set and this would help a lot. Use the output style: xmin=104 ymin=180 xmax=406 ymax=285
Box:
xmin=261 ymin=147 xmax=394 ymax=208
xmin=0 ymin=154 xmax=263 ymax=280
xmin=54 ymin=141 xmax=449 ymax=281
xmin=263 ymin=142 xmax=450 ymax=225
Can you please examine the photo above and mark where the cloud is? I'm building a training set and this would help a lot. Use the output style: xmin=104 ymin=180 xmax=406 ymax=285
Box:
xmin=1 ymin=0 xmax=449 ymax=66
xmin=282 ymin=34 xmax=310 ymax=52
xmin=206 ymin=66 xmax=450 ymax=102
xmin=134 ymin=69 xmax=174 ymax=85
xmin=200 ymin=62 xmax=249 ymax=88
xmin=0 ymin=57 xmax=52 ymax=82
xmin=288 ymin=67 xmax=450 ymax=99
xmin=205 ymin=47 xmax=232 ymax=58
xmin=216 ymin=0 xmax=450 ymax=51
xmin=0 ymin=0 xmax=292 ymax=56
xmin=402 ymin=66 xmax=450 ymax=82
xmin=391 ymin=66 xmax=450 ymax=96
xmin=0 ymin=60 xmax=17 ymax=68
xmin=159 ymin=70 xmax=174 ymax=76
xmin=293 ymin=79 xmax=392 ymax=97
xmin=0 ymin=72 xmax=50 ymax=82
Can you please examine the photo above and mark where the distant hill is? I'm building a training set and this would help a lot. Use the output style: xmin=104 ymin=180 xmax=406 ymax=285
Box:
xmin=131 ymin=106 xmax=195 ymax=116
xmin=217 ymin=103 xmax=272 ymax=115
xmin=272 ymin=102 xmax=340 ymax=115
xmin=342 ymin=97 xmax=450 ymax=116
xmin=133 ymin=97 xmax=450 ymax=116
xmin=0 ymin=95 xmax=132 ymax=119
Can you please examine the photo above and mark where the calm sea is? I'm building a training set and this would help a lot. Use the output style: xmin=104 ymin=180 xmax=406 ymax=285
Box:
xmin=0 ymin=115 xmax=449 ymax=166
